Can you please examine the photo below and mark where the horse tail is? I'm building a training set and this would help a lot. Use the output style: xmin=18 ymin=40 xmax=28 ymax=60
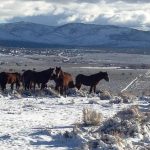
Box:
xmin=75 ymin=74 xmax=82 ymax=90
xmin=21 ymin=73 xmax=25 ymax=88
xmin=16 ymin=73 xmax=21 ymax=88
xmin=69 ymin=81 xmax=75 ymax=88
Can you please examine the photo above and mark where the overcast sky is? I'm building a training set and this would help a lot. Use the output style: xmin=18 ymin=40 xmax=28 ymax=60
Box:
xmin=0 ymin=0 xmax=150 ymax=30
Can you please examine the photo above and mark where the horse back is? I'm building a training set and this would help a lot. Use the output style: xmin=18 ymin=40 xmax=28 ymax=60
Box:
xmin=63 ymin=72 xmax=73 ymax=81
xmin=6 ymin=72 xmax=21 ymax=84
xmin=58 ymin=72 xmax=74 ymax=87
xmin=22 ymin=70 xmax=35 ymax=83
xmin=76 ymin=74 xmax=86 ymax=82
xmin=76 ymin=74 xmax=94 ymax=86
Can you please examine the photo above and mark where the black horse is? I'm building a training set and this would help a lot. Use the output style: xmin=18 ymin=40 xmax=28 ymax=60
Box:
xmin=0 ymin=72 xmax=8 ymax=91
xmin=75 ymin=71 xmax=109 ymax=93
xmin=22 ymin=68 xmax=54 ymax=90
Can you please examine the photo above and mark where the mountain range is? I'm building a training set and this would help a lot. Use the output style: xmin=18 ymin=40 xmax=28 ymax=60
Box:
xmin=0 ymin=21 xmax=150 ymax=51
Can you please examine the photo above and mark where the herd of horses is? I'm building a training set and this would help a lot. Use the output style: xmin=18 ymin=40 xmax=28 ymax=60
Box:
xmin=0 ymin=67 xmax=109 ymax=96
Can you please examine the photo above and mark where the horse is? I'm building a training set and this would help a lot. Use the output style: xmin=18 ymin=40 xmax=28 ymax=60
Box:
xmin=0 ymin=72 xmax=8 ymax=91
xmin=22 ymin=68 xmax=54 ymax=90
xmin=75 ymin=71 xmax=109 ymax=93
xmin=0 ymin=72 xmax=21 ymax=91
xmin=54 ymin=67 xmax=75 ymax=96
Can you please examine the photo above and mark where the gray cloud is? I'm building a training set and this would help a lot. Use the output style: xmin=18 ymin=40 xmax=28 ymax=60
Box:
xmin=8 ymin=14 xmax=68 ymax=26
xmin=0 ymin=0 xmax=150 ymax=30
xmin=18 ymin=0 xmax=150 ymax=3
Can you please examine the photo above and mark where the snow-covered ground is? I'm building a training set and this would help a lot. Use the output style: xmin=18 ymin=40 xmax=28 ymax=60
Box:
xmin=0 ymin=52 xmax=150 ymax=149
xmin=0 ymin=88 xmax=149 ymax=150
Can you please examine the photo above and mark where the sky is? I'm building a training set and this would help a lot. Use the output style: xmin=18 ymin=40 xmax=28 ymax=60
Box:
xmin=0 ymin=0 xmax=150 ymax=30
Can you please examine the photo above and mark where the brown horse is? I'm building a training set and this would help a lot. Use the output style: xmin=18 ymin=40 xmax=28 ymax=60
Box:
xmin=54 ymin=67 xmax=75 ymax=96
xmin=75 ymin=71 xmax=109 ymax=93
xmin=0 ymin=72 xmax=21 ymax=91
xmin=22 ymin=68 xmax=54 ymax=90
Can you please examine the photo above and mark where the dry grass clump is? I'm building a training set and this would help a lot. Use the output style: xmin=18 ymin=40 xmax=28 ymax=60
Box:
xmin=99 ymin=106 xmax=144 ymax=137
xmin=115 ymin=105 xmax=141 ymax=120
xmin=142 ymin=89 xmax=150 ymax=96
xmin=118 ymin=91 xmax=137 ymax=103
xmin=100 ymin=117 xmax=139 ymax=137
xmin=141 ymin=112 xmax=150 ymax=124
xmin=99 ymin=105 xmax=150 ymax=139
xmin=109 ymin=96 xmax=123 ymax=104
xmin=74 ymin=105 xmax=149 ymax=150
xmin=110 ymin=92 xmax=137 ymax=104
xmin=79 ymin=134 xmax=128 ymax=150
xmin=99 ymin=90 xmax=112 ymax=100
xmin=100 ymin=134 xmax=126 ymax=149
xmin=82 ymin=108 xmax=103 ymax=126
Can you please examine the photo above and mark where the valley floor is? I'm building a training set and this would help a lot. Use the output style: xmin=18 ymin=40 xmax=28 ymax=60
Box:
xmin=0 ymin=52 xmax=149 ymax=149
xmin=0 ymin=90 xmax=149 ymax=150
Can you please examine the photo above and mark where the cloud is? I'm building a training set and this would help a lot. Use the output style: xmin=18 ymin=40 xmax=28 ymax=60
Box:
xmin=0 ymin=0 xmax=150 ymax=30
xmin=17 ymin=0 xmax=150 ymax=4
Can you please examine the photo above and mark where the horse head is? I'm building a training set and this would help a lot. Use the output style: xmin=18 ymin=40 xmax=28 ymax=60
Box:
xmin=55 ymin=67 xmax=62 ymax=78
xmin=47 ymin=68 xmax=55 ymax=79
xmin=100 ymin=71 xmax=109 ymax=82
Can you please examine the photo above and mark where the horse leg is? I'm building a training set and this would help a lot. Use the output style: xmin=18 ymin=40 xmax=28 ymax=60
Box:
xmin=78 ymin=84 xmax=81 ymax=90
xmin=76 ymin=83 xmax=81 ymax=90
xmin=26 ymin=81 xmax=31 ymax=90
xmin=60 ymin=86 xmax=64 ymax=95
xmin=1 ymin=84 xmax=6 ymax=91
xmin=89 ymin=86 xmax=93 ymax=94
xmin=15 ymin=83 xmax=18 ymax=90
xmin=33 ymin=82 xmax=36 ymax=90
xmin=57 ymin=85 xmax=62 ymax=95
xmin=25 ymin=82 xmax=28 ymax=90
xmin=94 ymin=85 xmax=96 ymax=93
xmin=41 ymin=83 xmax=43 ymax=90
xmin=26 ymin=83 xmax=29 ymax=90
xmin=29 ymin=82 xmax=33 ymax=90
xmin=64 ymin=86 xmax=67 ymax=97
xmin=55 ymin=85 xmax=58 ymax=91
xmin=16 ymin=81 xmax=20 ymax=90
xmin=11 ymin=83 xmax=14 ymax=91
xmin=41 ymin=83 xmax=45 ymax=90
xmin=38 ymin=83 xmax=40 ymax=88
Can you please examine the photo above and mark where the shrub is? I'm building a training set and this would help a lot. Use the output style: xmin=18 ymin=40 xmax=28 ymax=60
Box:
xmin=109 ymin=96 xmax=123 ymax=104
xmin=100 ymin=106 xmax=144 ymax=137
xmin=115 ymin=106 xmax=141 ymax=120
xmin=82 ymin=108 xmax=103 ymax=126
xmin=99 ymin=90 xmax=112 ymax=100
xmin=118 ymin=91 xmax=137 ymax=103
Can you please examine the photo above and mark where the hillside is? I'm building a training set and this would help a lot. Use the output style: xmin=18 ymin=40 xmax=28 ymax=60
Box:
xmin=0 ymin=22 xmax=150 ymax=50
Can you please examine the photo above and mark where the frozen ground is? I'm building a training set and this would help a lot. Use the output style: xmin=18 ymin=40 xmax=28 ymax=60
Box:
xmin=0 ymin=73 xmax=149 ymax=150
xmin=0 ymin=51 xmax=150 ymax=149
xmin=0 ymin=90 xmax=149 ymax=150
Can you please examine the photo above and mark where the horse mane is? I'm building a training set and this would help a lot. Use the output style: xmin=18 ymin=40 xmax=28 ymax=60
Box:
xmin=36 ymin=68 xmax=53 ymax=73
xmin=91 ymin=71 xmax=105 ymax=77
xmin=58 ymin=69 xmax=64 ymax=78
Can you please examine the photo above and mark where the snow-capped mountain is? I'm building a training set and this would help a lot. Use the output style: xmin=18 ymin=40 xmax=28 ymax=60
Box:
xmin=0 ymin=21 xmax=150 ymax=49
